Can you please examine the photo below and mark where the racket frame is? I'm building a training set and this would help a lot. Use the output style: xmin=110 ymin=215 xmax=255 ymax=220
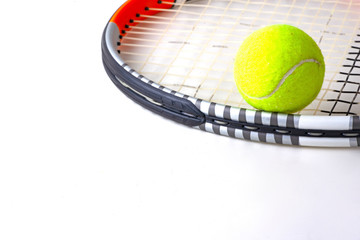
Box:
xmin=102 ymin=0 xmax=360 ymax=147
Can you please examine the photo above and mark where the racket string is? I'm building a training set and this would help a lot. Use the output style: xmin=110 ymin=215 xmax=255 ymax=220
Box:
xmin=313 ymin=1 xmax=353 ymax=115
xmin=119 ymin=0 xmax=360 ymax=116
xmin=136 ymin=0 xmax=186 ymax=76
xmin=326 ymin=41 xmax=360 ymax=116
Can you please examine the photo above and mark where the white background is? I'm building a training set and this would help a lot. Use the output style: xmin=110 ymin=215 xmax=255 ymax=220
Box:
xmin=1 ymin=0 xmax=360 ymax=240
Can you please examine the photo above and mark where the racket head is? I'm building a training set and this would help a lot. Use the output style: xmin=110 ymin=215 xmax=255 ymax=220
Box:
xmin=102 ymin=0 xmax=360 ymax=147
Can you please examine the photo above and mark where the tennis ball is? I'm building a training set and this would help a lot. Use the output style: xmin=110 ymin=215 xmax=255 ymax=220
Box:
xmin=234 ymin=24 xmax=325 ymax=113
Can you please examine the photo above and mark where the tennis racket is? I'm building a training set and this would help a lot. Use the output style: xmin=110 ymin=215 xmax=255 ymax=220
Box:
xmin=102 ymin=0 xmax=360 ymax=147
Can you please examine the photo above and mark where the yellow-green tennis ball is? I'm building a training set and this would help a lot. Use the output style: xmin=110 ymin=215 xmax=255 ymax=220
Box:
xmin=234 ymin=24 xmax=325 ymax=113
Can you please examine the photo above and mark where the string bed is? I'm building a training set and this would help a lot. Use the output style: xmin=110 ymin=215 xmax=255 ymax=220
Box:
xmin=118 ymin=0 xmax=360 ymax=116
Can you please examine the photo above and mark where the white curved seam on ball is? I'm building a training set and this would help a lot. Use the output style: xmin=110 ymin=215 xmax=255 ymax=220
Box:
xmin=243 ymin=58 xmax=320 ymax=100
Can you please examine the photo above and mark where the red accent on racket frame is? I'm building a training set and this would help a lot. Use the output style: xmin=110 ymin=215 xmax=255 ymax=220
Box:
xmin=110 ymin=0 xmax=176 ymax=36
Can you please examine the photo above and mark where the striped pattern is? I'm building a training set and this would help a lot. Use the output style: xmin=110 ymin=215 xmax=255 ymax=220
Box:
xmin=104 ymin=22 xmax=360 ymax=147
xmin=191 ymin=98 xmax=301 ymax=129
xmin=198 ymin=122 xmax=299 ymax=145
xmin=197 ymin=122 xmax=360 ymax=147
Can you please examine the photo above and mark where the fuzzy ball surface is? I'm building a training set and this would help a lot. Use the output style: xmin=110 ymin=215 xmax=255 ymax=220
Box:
xmin=234 ymin=24 xmax=325 ymax=113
